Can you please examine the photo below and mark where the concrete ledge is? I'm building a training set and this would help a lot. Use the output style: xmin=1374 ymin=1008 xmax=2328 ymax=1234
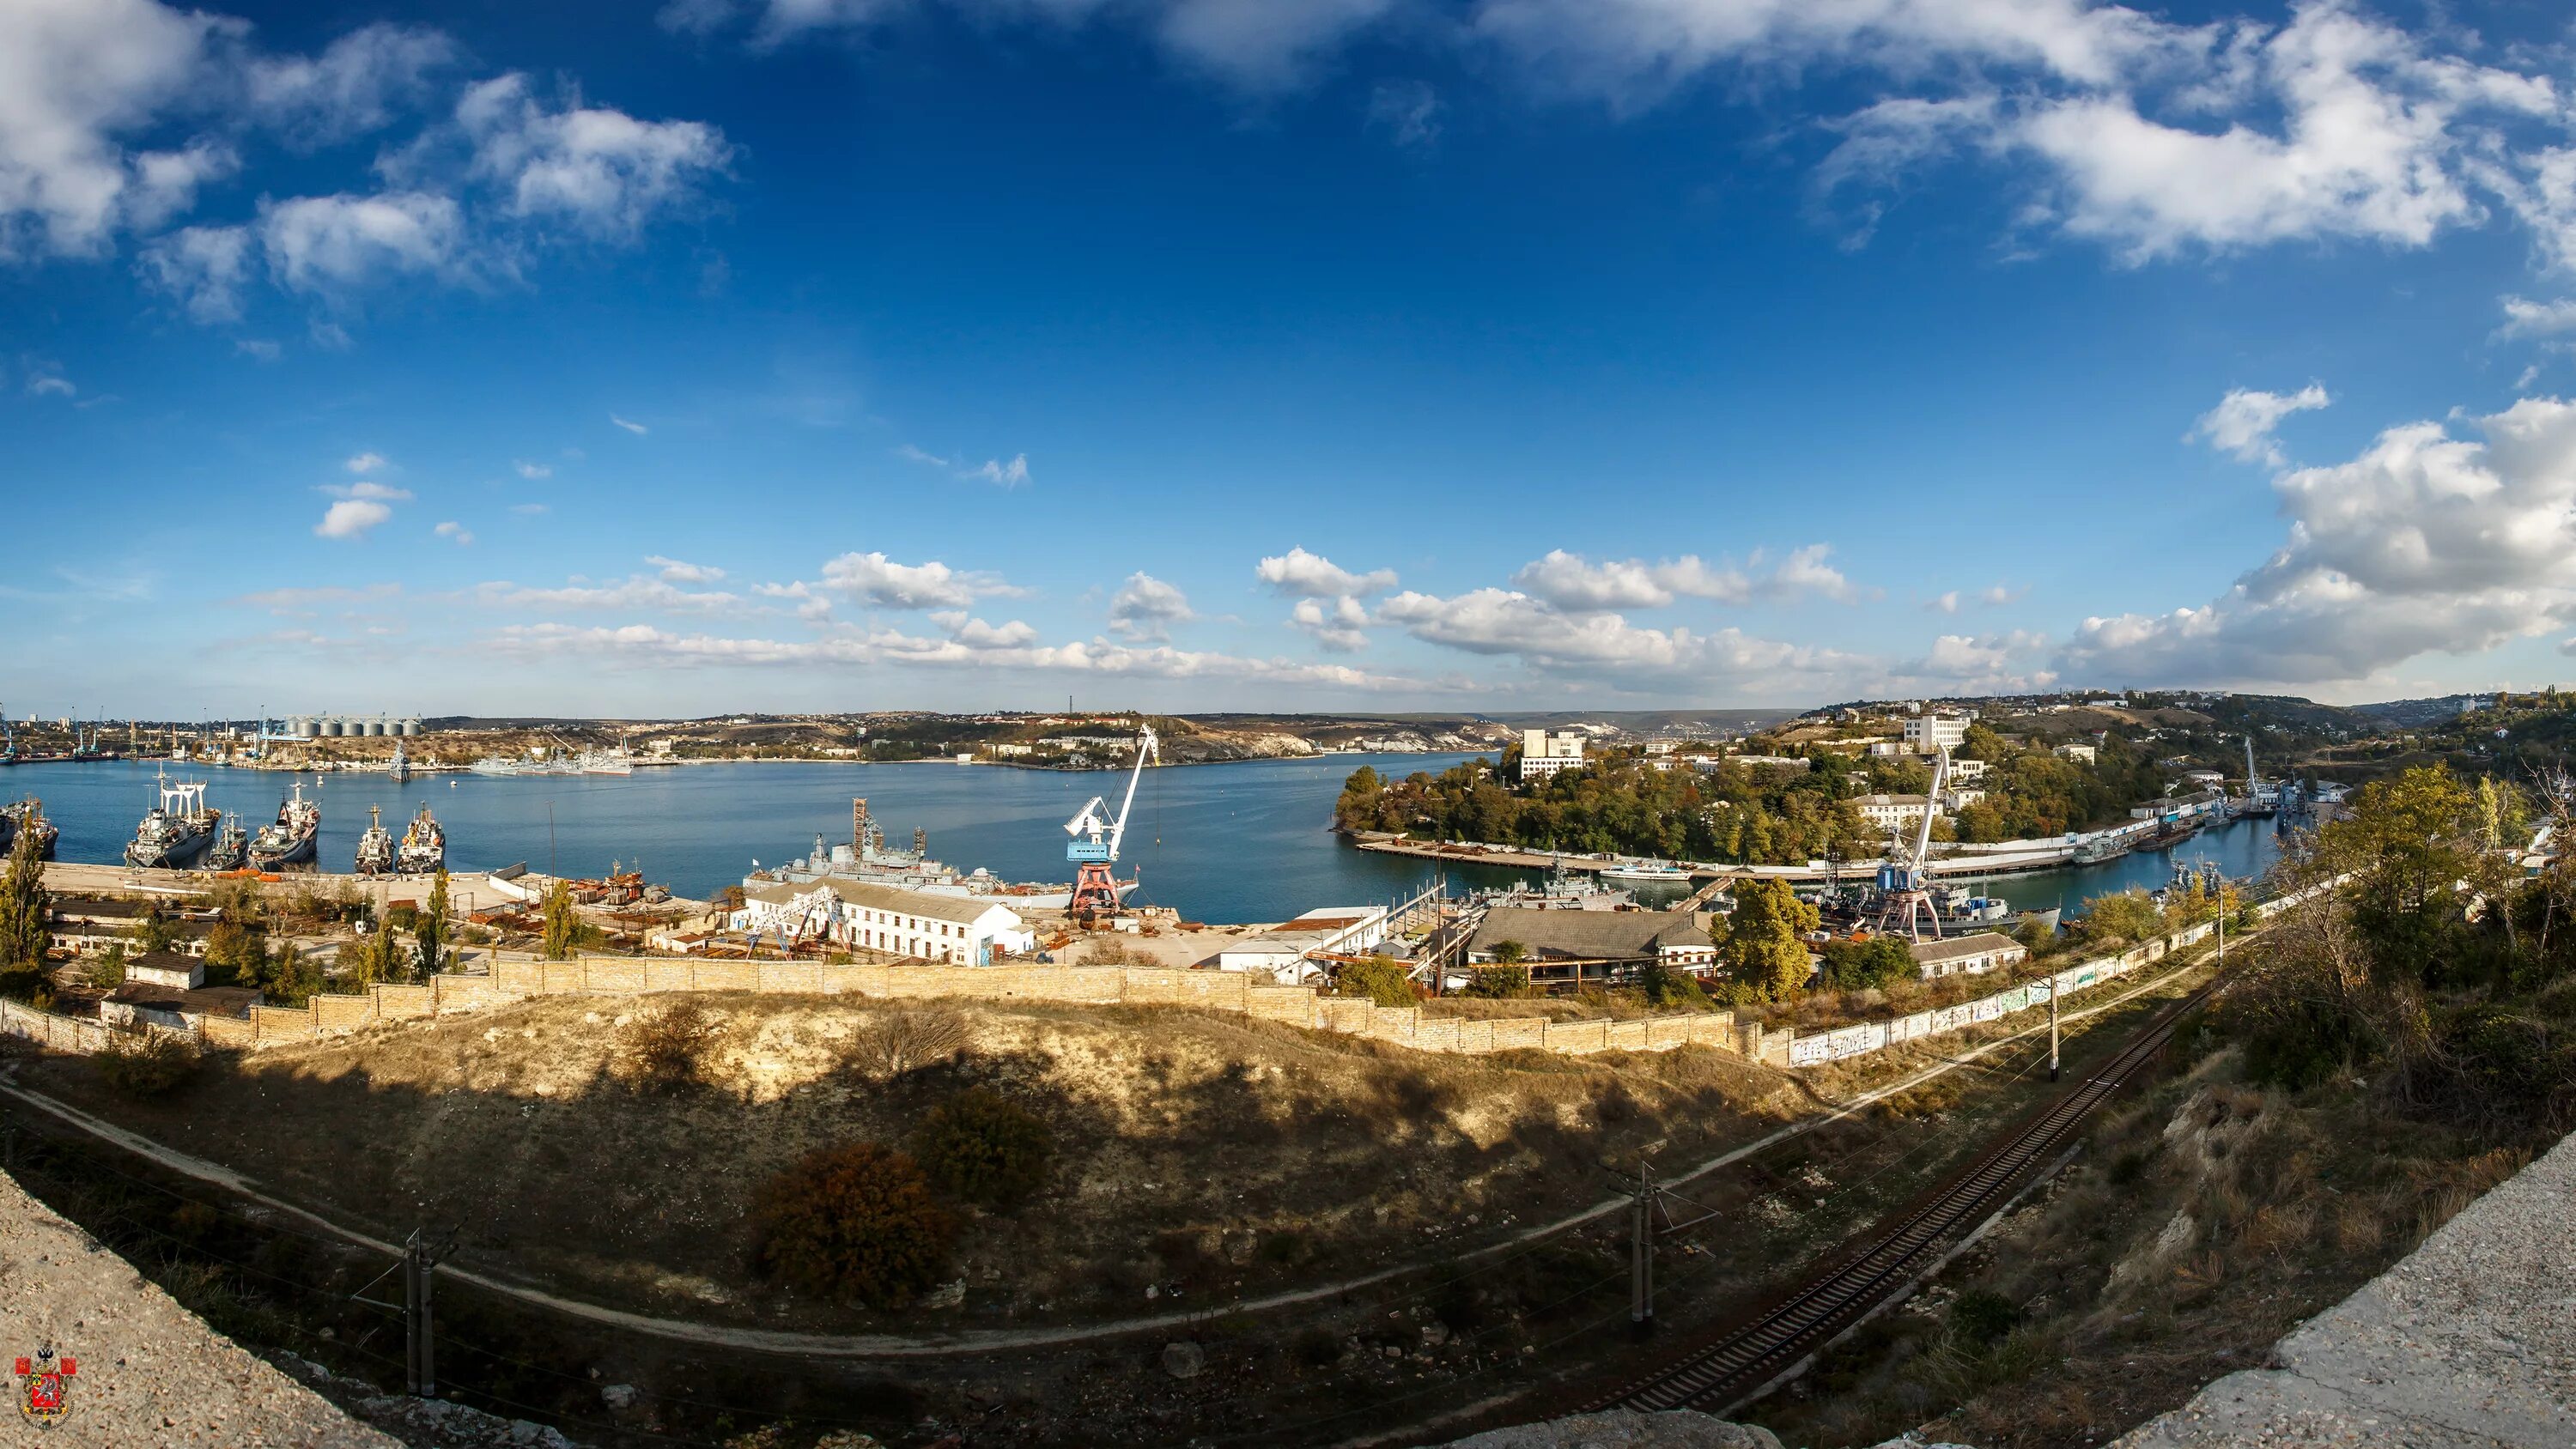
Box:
xmin=2115 ymin=1126 xmax=2576 ymax=1448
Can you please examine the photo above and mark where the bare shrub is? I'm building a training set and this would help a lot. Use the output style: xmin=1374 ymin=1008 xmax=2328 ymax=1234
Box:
xmin=850 ymin=1006 xmax=968 ymax=1079
xmin=752 ymin=1143 xmax=957 ymax=1307
xmin=618 ymin=999 xmax=719 ymax=1093
xmin=95 ymin=1028 xmax=201 ymax=1098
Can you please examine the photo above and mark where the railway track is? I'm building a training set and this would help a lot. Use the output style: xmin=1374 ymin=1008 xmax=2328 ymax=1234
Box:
xmin=1584 ymin=976 xmax=2220 ymax=1418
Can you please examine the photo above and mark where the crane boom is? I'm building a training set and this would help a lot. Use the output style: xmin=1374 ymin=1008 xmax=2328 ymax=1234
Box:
xmin=1106 ymin=724 xmax=1158 ymax=859
xmin=1910 ymin=748 xmax=1948 ymax=870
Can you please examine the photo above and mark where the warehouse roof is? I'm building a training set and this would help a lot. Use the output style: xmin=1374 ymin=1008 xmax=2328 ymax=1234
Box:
xmin=1467 ymin=907 xmax=1710 ymax=961
xmin=744 ymin=878 xmax=1019 ymax=926
xmin=1907 ymin=932 xmax=2026 ymax=966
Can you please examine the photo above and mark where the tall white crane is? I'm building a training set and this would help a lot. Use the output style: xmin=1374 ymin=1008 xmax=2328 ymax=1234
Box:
xmin=1874 ymin=747 xmax=1949 ymax=942
xmin=1064 ymin=721 xmax=1160 ymax=919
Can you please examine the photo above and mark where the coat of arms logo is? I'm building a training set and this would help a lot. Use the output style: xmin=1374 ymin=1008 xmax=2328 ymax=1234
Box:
xmin=15 ymin=1347 xmax=76 ymax=1427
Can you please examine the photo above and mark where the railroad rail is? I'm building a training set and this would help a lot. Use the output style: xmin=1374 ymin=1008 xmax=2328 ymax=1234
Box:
xmin=1584 ymin=976 xmax=2220 ymax=1417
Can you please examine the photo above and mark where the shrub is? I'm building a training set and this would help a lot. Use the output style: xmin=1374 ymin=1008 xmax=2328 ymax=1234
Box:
xmin=619 ymin=999 xmax=719 ymax=1093
xmin=910 ymin=1089 xmax=1053 ymax=1209
xmin=851 ymin=1006 xmax=969 ymax=1079
xmin=1637 ymin=960 xmax=1713 ymax=1011
xmin=753 ymin=1143 xmax=957 ymax=1307
xmin=1465 ymin=964 xmax=1531 ymax=999
xmin=1950 ymin=1288 xmax=2025 ymax=1344
xmin=1820 ymin=937 xmax=1915 ymax=991
xmin=1335 ymin=955 xmax=1415 ymax=1008
xmin=95 ymin=1029 xmax=201 ymax=1098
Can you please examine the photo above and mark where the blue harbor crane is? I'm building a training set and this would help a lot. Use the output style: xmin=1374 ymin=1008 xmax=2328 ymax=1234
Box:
xmin=1063 ymin=721 xmax=1159 ymax=920
xmin=1874 ymin=746 xmax=1950 ymax=942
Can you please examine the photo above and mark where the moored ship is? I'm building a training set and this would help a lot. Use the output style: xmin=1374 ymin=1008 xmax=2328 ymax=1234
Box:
xmin=0 ymin=798 xmax=59 ymax=860
xmin=390 ymin=739 xmax=410 ymax=782
xmin=580 ymin=748 xmax=634 ymax=775
xmin=354 ymin=804 xmax=395 ymax=876
xmin=248 ymin=782 xmax=320 ymax=870
xmin=125 ymin=769 xmax=219 ymax=869
xmin=203 ymin=812 xmax=250 ymax=871
xmin=396 ymin=803 xmax=447 ymax=873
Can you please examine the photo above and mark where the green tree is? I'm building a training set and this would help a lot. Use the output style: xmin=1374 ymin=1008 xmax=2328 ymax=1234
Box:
xmin=1820 ymin=936 xmax=1916 ymax=991
xmin=543 ymin=878 xmax=579 ymax=961
xmin=417 ymin=869 xmax=452 ymax=979
xmin=1335 ymin=955 xmax=1416 ymax=1008
xmin=0 ymin=827 xmax=51 ymax=1003
xmin=1723 ymin=879 xmax=1820 ymax=1003
xmin=343 ymin=925 xmax=400 ymax=988
xmin=2081 ymin=888 xmax=2162 ymax=943
xmin=1466 ymin=964 xmax=1532 ymax=998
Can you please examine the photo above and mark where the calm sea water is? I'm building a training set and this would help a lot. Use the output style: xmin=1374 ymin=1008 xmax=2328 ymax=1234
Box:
xmin=4 ymin=755 xmax=2286 ymax=923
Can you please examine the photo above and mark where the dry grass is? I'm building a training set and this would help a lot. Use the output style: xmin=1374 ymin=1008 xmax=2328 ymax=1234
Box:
xmin=27 ymin=990 xmax=1802 ymax=1331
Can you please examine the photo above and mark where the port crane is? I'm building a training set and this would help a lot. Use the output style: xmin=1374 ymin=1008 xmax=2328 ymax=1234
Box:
xmin=1063 ymin=721 xmax=1159 ymax=920
xmin=1873 ymin=747 xmax=1948 ymax=942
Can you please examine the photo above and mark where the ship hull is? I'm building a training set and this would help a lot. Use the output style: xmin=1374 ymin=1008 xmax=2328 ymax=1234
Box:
xmin=249 ymin=828 xmax=318 ymax=870
xmin=126 ymin=828 xmax=215 ymax=870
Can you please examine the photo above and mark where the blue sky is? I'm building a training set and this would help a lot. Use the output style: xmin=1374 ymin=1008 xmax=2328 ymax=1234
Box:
xmin=8 ymin=0 xmax=2576 ymax=718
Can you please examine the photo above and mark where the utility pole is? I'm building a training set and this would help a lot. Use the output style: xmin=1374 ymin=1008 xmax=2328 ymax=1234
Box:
xmin=1630 ymin=1163 xmax=1657 ymax=1333
xmin=2047 ymin=973 xmax=2061 ymax=1082
xmin=402 ymin=1228 xmax=452 ymax=1397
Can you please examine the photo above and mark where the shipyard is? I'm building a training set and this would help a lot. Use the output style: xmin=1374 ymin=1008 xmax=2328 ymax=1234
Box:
xmin=14 ymin=4 xmax=2576 ymax=1445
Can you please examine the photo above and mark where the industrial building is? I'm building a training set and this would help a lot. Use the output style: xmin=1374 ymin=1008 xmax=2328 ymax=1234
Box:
xmin=288 ymin=714 xmax=423 ymax=738
xmin=1903 ymin=712 xmax=1970 ymax=754
xmin=1852 ymin=793 xmax=1938 ymax=833
xmin=730 ymin=879 xmax=1032 ymax=965
xmin=1213 ymin=906 xmax=1392 ymax=984
xmin=1465 ymin=906 xmax=1716 ymax=986
xmin=1906 ymin=932 xmax=2028 ymax=979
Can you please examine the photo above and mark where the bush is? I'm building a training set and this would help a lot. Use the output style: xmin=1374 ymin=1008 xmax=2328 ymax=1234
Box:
xmin=1820 ymin=937 xmax=1916 ymax=991
xmin=1335 ymin=955 xmax=1415 ymax=1008
xmin=95 ymin=1029 xmax=201 ymax=1098
xmin=753 ymin=1143 xmax=957 ymax=1307
xmin=850 ymin=1006 xmax=969 ymax=1079
xmin=913 ymin=1089 xmax=1054 ymax=1209
xmin=1951 ymin=1288 xmax=2025 ymax=1344
xmin=1465 ymin=964 xmax=1531 ymax=999
xmin=1636 ymin=960 xmax=1712 ymax=1011
xmin=619 ymin=999 xmax=719 ymax=1093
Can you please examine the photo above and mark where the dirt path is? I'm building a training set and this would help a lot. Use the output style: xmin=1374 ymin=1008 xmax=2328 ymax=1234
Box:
xmin=0 ymin=954 xmax=2215 ymax=1362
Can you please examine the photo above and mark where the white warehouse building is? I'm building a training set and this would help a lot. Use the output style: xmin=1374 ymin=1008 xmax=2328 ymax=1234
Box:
xmin=1904 ymin=713 xmax=1969 ymax=755
xmin=732 ymin=879 xmax=1033 ymax=965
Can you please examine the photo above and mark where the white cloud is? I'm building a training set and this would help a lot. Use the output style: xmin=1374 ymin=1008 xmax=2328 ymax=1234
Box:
xmin=814 ymin=551 xmax=1023 ymax=610
xmin=1377 ymin=585 xmax=1862 ymax=685
xmin=343 ymin=451 xmax=388 ymax=474
xmin=2188 ymin=383 xmax=2331 ymax=465
xmin=487 ymin=616 xmax=1422 ymax=689
xmin=611 ymin=413 xmax=648 ymax=434
xmin=125 ymin=137 xmax=236 ymax=231
xmin=258 ymin=190 xmax=465 ymax=297
xmin=243 ymin=22 xmax=457 ymax=145
xmin=1928 ymin=590 xmax=1961 ymax=615
xmin=449 ymin=74 xmax=732 ymax=238
xmin=1289 ymin=594 xmax=1371 ymax=652
xmin=25 ymin=370 xmax=74 ymax=398
xmin=2500 ymin=296 xmax=2576 ymax=341
xmin=647 ymin=554 xmax=726 ymax=584
xmin=473 ymin=575 xmax=748 ymax=614
xmin=434 ymin=519 xmax=474 ymax=545
xmin=138 ymin=221 xmax=252 ymax=322
xmin=231 ymin=582 xmax=402 ymax=615
xmin=1368 ymin=80 xmax=1443 ymax=149
xmin=1766 ymin=543 xmax=1857 ymax=603
xmin=234 ymin=337 xmax=280 ymax=361
xmin=898 ymin=444 xmax=1032 ymax=487
xmin=1508 ymin=546 xmax=1854 ymax=609
xmin=1256 ymin=545 xmax=1398 ymax=598
xmin=334 ymin=480 xmax=411 ymax=501
xmin=2067 ymin=395 xmax=2576 ymax=687
xmin=510 ymin=502 xmax=549 ymax=515
xmin=1108 ymin=572 xmax=1194 ymax=640
xmin=314 ymin=498 xmax=392 ymax=539
xmin=0 ymin=0 xmax=223 ymax=259
xmin=514 ymin=459 xmax=551 ymax=479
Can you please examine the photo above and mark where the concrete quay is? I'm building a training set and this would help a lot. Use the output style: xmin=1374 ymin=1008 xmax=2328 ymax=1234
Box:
xmin=2114 ymin=1126 xmax=2576 ymax=1448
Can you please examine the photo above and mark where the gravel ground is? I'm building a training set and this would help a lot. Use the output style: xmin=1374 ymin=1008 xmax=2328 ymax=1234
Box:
xmin=0 ymin=1167 xmax=398 ymax=1447
xmin=2114 ymin=1125 xmax=2576 ymax=1448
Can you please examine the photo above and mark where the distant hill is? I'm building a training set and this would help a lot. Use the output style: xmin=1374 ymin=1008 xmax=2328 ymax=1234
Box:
xmin=2349 ymin=694 xmax=2493 ymax=729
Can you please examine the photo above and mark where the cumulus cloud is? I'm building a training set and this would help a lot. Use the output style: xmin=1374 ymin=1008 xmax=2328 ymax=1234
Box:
xmin=140 ymin=224 xmax=253 ymax=321
xmin=343 ymin=452 xmax=388 ymax=474
xmin=434 ymin=519 xmax=474 ymax=545
xmin=1289 ymin=594 xmax=1371 ymax=652
xmin=0 ymin=0 xmax=222 ymax=259
xmin=314 ymin=498 xmax=392 ymax=538
xmin=2066 ymin=395 xmax=2576 ymax=687
xmin=2189 ymin=383 xmax=2331 ymax=464
xmin=1108 ymin=572 xmax=1194 ymax=640
xmin=2500 ymin=296 xmax=2576 ymax=341
xmin=812 ymin=551 xmax=1023 ymax=610
xmin=647 ymin=555 xmax=726 ymax=584
xmin=242 ymin=22 xmax=458 ymax=145
xmin=1256 ymin=546 xmax=1397 ymax=598
xmin=445 ymin=73 xmax=732 ymax=238
xmin=1377 ymin=585 xmax=1865 ymax=687
xmin=258 ymin=190 xmax=465 ymax=296
xmin=1508 ymin=546 xmax=1856 ymax=609
xmin=514 ymin=459 xmax=552 ymax=479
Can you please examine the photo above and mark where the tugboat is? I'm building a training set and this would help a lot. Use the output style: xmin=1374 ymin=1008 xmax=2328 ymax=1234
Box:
xmin=125 ymin=768 xmax=218 ymax=869
xmin=396 ymin=803 xmax=446 ymax=874
xmin=0 ymin=799 xmax=58 ymax=860
xmin=203 ymin=812 xmax=250 ymax=871
xmin=354 ymin=804 xmax=395 ymax=876
xmin=248 ymin=781 xmax=320 ymax=870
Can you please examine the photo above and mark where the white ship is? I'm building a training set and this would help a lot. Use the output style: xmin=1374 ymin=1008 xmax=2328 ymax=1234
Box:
xmin=1599 ymin=859 xmax=1692 ymax=883
xmin=580 ymin=749 xmax=634 ymax=775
